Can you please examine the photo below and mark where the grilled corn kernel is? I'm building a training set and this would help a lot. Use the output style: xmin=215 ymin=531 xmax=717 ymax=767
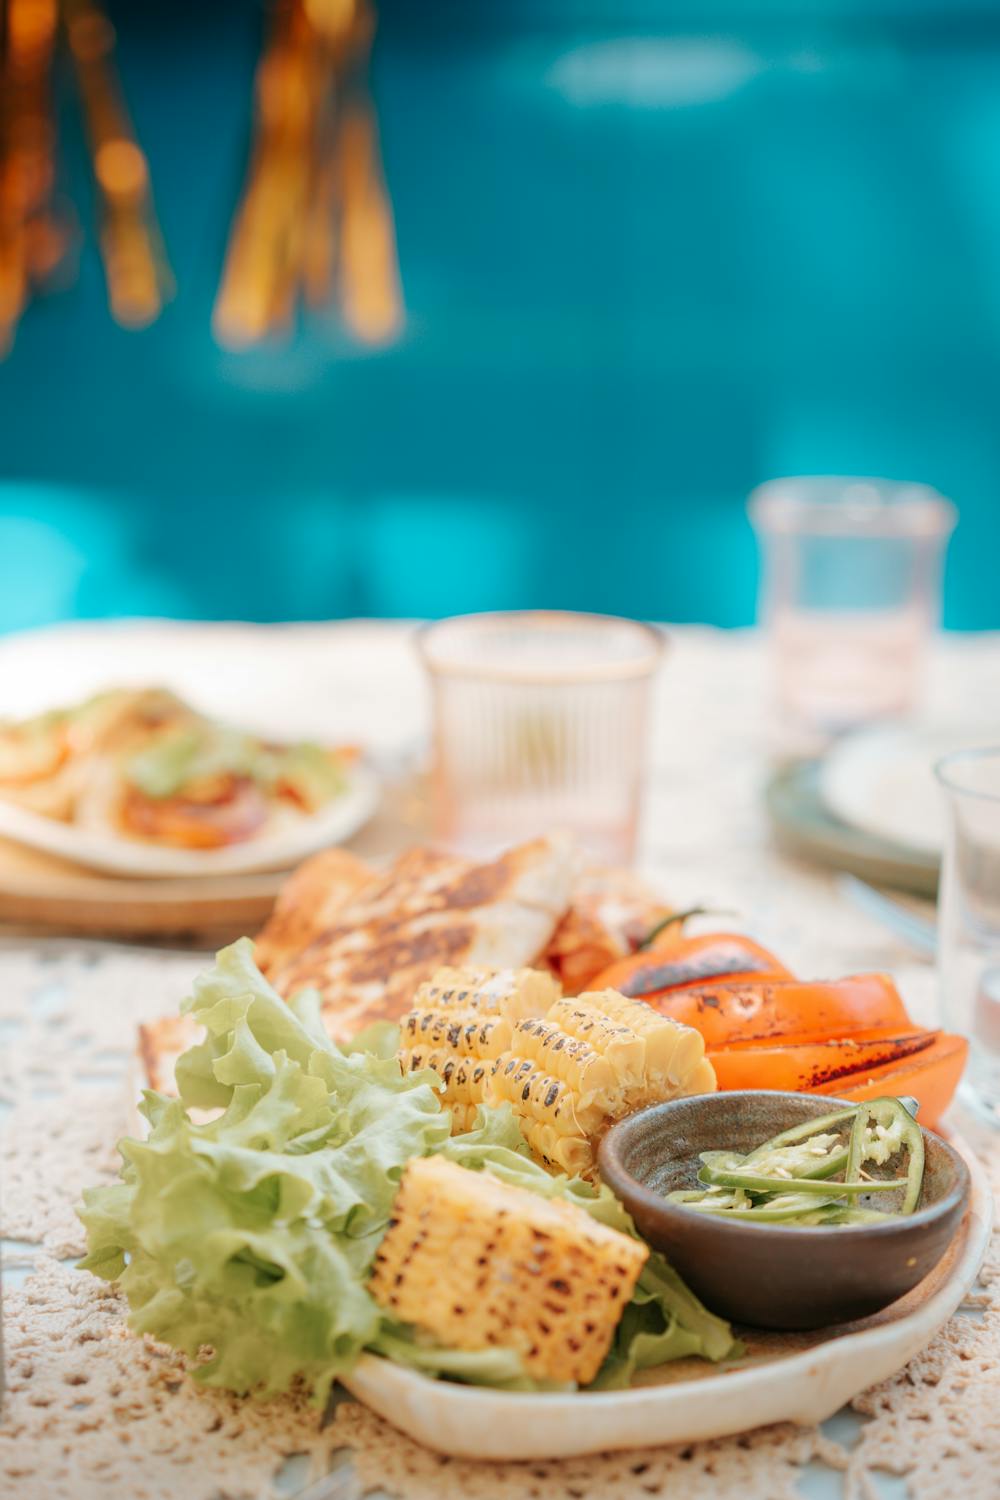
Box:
xmin=369 ymin=1156 xmax=648 ymax=1385
xmin=489 ymin=989 xmax=716 ymax=1178
xmin=398 ymin=965 xmax=559 ymax=1132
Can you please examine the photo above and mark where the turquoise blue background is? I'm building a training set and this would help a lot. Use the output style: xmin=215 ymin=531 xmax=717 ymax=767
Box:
xmin=2 ymin=0 xmax=999 ymax=631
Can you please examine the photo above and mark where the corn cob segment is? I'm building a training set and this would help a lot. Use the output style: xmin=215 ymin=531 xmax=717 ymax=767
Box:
xmin=679 ymin=1056 xmax=718 ymax=1097
xmin=490 ymin=989 xmax=716 ymax=1178
xmin=398 ymin=965 xmax=560 ymax=1133
xmin=399 ymin=1007 xmax=509 ymax=1061
xmin=369 ymin=1156 xmax=648 ymax=1385
xmin=402 ymin=1046 xmax=492 ymax=1107
xmin=509 ymin=1015 xmax=620 ymax=1111
xmin=409 ymin=965 xmax=560 ymax=1020
xmin=397 ymin=966 xmax=715 ymax=1165
xmin=577 ymin=988 xmax=708 ymax=1103
xmin=489 ymin=1054 xmax=598 ymax=1174
xmin=546 ymin=997 xmax=646 ymax=1091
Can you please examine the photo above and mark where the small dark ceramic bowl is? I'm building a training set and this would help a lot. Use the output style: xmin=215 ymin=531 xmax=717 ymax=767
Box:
xmin=599 ymin=1091 xmax=971 ymax=1331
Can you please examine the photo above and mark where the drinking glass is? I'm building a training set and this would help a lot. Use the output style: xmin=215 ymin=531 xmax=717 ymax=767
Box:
xmin=936 ymin=747 xmax=1000 ymax=1126
xmin=749 ymin=477 xmax=956 ymax=737
xmin=417 ymin=611 xmax=664 ymax=864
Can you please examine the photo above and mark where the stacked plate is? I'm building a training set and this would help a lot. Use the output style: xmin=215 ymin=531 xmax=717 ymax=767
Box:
xmin=767 ymin=725 xmax=1000 ymax=897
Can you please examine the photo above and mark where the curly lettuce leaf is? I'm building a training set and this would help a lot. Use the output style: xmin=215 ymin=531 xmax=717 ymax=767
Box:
xmin=79 ymin=941 xmax=448 ymax=1402
xmin=370 ymin=1329 xmax=572 ymax=1392
xmin=78 ymin=941 xmax=738 ymax=1402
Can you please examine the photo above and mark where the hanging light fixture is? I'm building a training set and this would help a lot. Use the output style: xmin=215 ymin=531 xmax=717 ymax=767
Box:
xmin=0 ymin=0 xmax=170 ymax=354
xmin=0 ymin=0 xmax=64 ymax=353
xmin=65 ymin=0 xmax=173 ymax=329
xmin=1 ymin=0 xmax=395 ymax=354
xmin=213 ymin=0 xmax=402 ymax=350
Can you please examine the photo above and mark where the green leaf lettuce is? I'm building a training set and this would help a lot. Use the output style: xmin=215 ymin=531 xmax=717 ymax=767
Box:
xmin=78 ymin=939 xmax=739 ymax=1402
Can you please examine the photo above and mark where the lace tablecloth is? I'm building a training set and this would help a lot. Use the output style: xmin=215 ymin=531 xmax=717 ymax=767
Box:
xmin=2 ymin=622 xmax=999 ymax=1500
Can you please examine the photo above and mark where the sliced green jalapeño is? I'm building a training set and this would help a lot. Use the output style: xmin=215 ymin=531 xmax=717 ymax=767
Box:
xmin=846 ymin=1097 xmax=925 ymax=1216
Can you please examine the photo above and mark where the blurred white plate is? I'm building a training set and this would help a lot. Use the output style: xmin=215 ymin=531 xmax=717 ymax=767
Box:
xmin=820 ymin=724 xmax=1000 ymax=859
xmin=0 ymin=617 xmax=410 ymax=877
xmin=343 ymin=1130 xmax=990 ymax=1460
xmin=0 ymin=761 xmax=380 ymax=877
xmin=0 ymin=617 xmax=427 ymax=755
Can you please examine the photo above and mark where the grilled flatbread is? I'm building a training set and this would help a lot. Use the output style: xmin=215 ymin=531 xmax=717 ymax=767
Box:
xmin=255 ymin=847 xmax=374 ymax=974
xmin=266 ymin=834 xmax=575 ymax=1041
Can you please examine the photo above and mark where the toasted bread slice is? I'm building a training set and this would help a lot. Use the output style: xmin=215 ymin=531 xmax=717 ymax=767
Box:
xmin=136 ymin=1013 xmax=200 ymax=1095
xmin=266 ymin=834 xmax=574 ymax=1042
xmin=255 ymin=847 xmax=374 ymax=974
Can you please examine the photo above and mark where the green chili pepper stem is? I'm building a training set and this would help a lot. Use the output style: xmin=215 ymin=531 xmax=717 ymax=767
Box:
xmin=637 ymin=907 xmax=735 ymax=950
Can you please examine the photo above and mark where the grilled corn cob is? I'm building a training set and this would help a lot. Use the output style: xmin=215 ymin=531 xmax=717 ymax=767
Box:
xmin=410 ymin=965 xmax=560 ymax=1020
xmin=397 ymin=965 xmax=560 ymax=1131
xmin=489 ymin=1054 xmax=599 ymax=1175
xmin=577 ymin=988 xmax=712 ymax=1103
xmin=493 ymin=989 xmax=716 ymax=1177
xmin=369 ymin=1155 xmax=648 ymax=1385
xmin=545 ymin=997 xmax=646 ymax=1091
xmin=680 ymin=1057 xmax=718 ymax=1098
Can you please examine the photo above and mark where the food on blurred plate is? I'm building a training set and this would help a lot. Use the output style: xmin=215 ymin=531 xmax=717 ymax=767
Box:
xmin=592 ymin=936 xmax=967 ymax=1129
xmin=369 ymin=1155 xmax=648 ymax=1385
xmin=398 ymin=967 xmax=716 ymax=1178
xmin=667 ymin=1097 xmax=926 ymax=1226
xmin=542 ymin=865 xmax=673 ymax=994
xmin=263 ymin=834 xmax=575 ymax=1041
xmin=84 ymin=939 xmax=738 ymax=1402
xmin=0 ymin=686 xmax=356 ymax=849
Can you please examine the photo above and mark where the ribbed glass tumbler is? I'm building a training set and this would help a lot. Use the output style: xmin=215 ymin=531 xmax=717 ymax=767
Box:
xmin=417 ymin=611 xmax=664 ymax=865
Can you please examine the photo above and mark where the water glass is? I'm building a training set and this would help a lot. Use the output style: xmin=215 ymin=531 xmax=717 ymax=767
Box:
xmin=417 ymin=611 xmax=664 ymax=864
xmin=749 ymin=477 xmax=956 ymax=737
xmin=936 ymin=747 xmax=1000 ymax=1126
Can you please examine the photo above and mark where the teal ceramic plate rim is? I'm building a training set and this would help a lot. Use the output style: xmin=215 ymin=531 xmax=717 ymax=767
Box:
xmin=765 ymin=760 xmax=939 ymax=899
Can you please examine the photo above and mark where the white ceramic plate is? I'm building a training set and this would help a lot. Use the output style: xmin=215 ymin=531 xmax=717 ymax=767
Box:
xmin=820 ymin=724 xmax=1000 ymax=859
xmin=0 ymin=762 xmax=380 ymax=877
xmin=342 ymin=1131 xmax=991 ymax=1461
xmin=0 ymin=618 xmax=398 ymax=876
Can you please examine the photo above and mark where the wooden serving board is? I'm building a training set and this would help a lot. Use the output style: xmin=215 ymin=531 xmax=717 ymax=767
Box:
xmin=0 ymin=834 xmax=284 ymax=943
